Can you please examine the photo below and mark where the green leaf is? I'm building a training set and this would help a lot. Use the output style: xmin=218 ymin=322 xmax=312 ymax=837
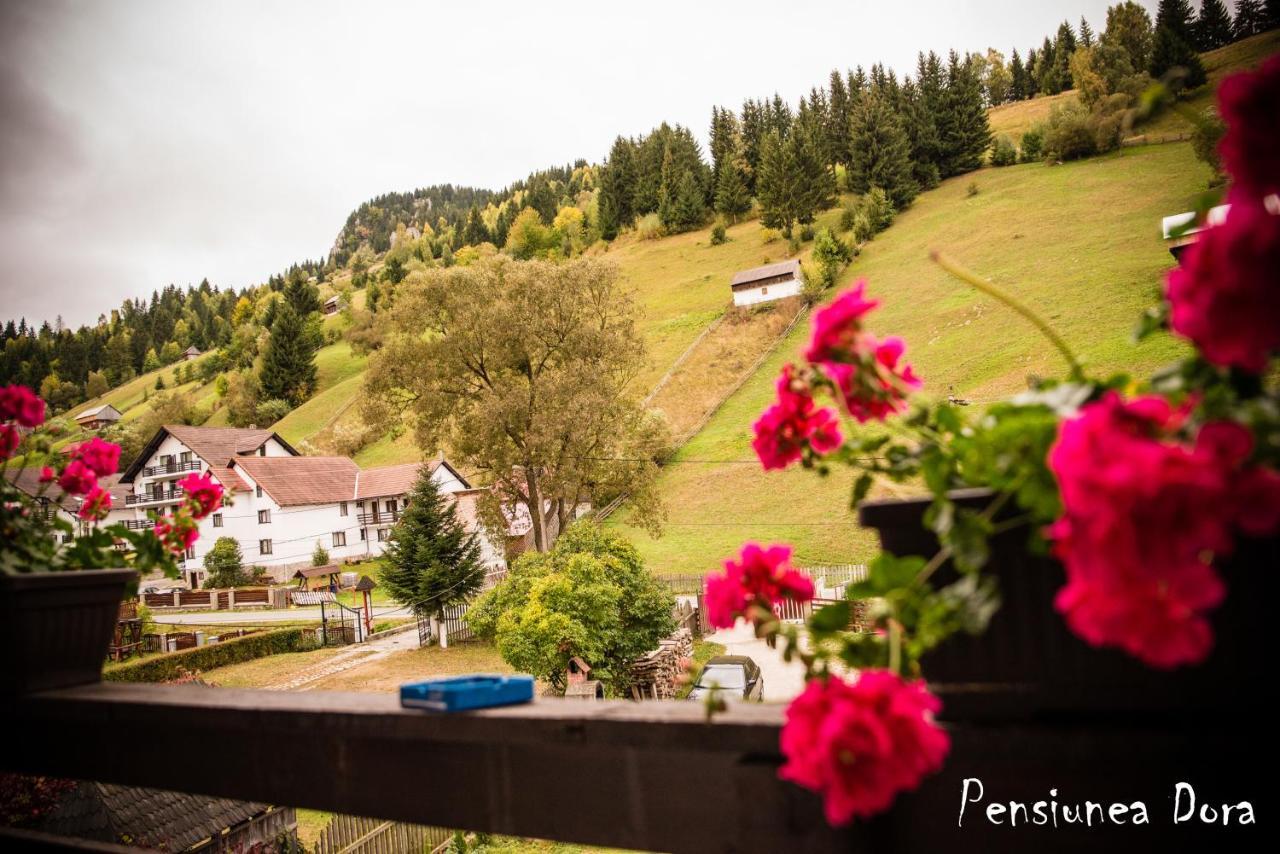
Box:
xmin=850 ymin=473 xmax=873 ymax=508
xmin=848 ymin=553 xmax=925 ymax=597
xmin=808 ymin=600 xmax=851 ymax=633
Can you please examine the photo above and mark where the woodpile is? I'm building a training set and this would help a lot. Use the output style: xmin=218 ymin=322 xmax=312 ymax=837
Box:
xmin=629 ymin=628 xmax=694 ymax=700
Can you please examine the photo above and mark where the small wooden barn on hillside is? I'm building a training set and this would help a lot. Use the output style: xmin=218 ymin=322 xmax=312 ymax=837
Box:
xmin=729 ymin=259 xmax=803 ymax=307
xmin=74 ymin=404 xmax=122 ymax=430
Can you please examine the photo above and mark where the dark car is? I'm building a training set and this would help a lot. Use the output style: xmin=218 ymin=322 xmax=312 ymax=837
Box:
xmin=687 ymin=655 xmax=763 ymax=701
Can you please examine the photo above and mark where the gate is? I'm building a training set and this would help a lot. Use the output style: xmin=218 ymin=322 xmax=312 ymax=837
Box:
xmin=440 ymin=602 xmax=474 ymax=642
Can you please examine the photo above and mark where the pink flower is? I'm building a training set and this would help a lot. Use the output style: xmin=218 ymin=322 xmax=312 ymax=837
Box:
xmin=704 ymin=542 xmax=814 ymax=629
xmin=1165 ymin=199 xmax=1280 ymax=373
xmin=752 ymin=366 xmax=843 ymax=470
xmin=178 ymin=472 xmax=223 ymax=519
xmin=155 ymin=514 xmax=199 ymax=554
xmin=0 ymin=385 xmax=46 ymax=428
xmin=0 ymin=424 xmax=18 ymax=460
xmin=779 ymin=671 xmax=949 ymax=825
xmin=39 ymin=466 xmax=55 ymax=482
xmin=57 ymin=459 xmax=98 ymax=497
xmin=78 ymin=485 xmax=112 ymax=522
xmin=1048 ymin=393 xmax=1280 ymax=667
xmin=1217 ymin=54 xmax=1280 ymax=199
xmin=73 ymin=437 xmax=122 ymax=477
xmin=804 ymin=282 xmax=879 ymax=364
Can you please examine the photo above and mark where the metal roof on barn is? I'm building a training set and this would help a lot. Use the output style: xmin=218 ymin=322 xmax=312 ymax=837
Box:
xmin=730 ymin=259 xmax=801 ymax=287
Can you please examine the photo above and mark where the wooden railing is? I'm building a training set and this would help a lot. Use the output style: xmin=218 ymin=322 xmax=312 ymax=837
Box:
xmin=357 ymin=510 xmax=400 ymax=526
xmin=140 ymin=460 xmax=203 ymax=478
xmin=126 ymin=488 xmax=184 ymax=506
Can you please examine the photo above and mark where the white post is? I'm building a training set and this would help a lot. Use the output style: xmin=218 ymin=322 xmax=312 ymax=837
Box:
xmin=227 ymin=588 xmax=236 ymax=610
xmin=437 ymin=619 xmax=448 ymax=649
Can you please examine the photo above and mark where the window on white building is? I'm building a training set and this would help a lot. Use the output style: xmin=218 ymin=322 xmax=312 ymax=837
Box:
xmin=184 ymin=547 xmax=195 ymax=560
xmin=258 ymin=509 xmax=271 ymax=524
xmin=255 ymin=485 xmax=263 ymax=498
xmin=258 ymin=446 xmax=266 ymax=456
xmin=340 ymin=501 xmax=348 ymax=517
xmin=359 ymin=529 xmax=367 ymax=541
xmin=212 ymin=513 xmax=223 ymax=527
xmin=333 ymin=531 xmax=347 ymax=547
xmin=385 ymin=500 xmax=396 ymax=514
xmin=377 ymin=528 xmax=390 ymax=542
xmin=259 ymin=539 xmax=273 ymax=555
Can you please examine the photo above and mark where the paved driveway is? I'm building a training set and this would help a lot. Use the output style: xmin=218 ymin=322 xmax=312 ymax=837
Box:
xmin=705 ymin=620 xmax=808 ymax=703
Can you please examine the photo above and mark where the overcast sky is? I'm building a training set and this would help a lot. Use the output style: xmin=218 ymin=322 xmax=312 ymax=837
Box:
xmin=0 ymin=0 xmax=1150 ymax=327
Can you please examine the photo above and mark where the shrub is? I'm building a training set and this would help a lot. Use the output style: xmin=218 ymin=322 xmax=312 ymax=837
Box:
xmin=635 ymin=213 xmax=665 ymax=241
xmin=1042 ymin=102 xmax=1097 ymax=161
xmin=811 ymin=228 xmax=853 ymax=292
xmin=798 ymin=224 xmax=815 ymax=242
xmin=311 ymin=540 xmax=330 ymax=567
xmin=759 ymin=227 xmax=782 ymax=244
xmin=203 ymin=536 xmax=252 ymax=588
xmin=990 ymin=135 xmax=1017 ymax=167
xmin=838 ymin=205 xmax=857 ymax=233
xmin=254 ymin=398 xmax=291 ymax=426
xmin=851 ymin=212 xmax=874 ymax=244
xmin=788 ymin=234 xmax=802 ymax=255
xmin=1019 ymin=126 xmax=1044 ymax=163
xmin=862 ymin=187 xmax=895 ymax=235
xmin=1191 ymin=108 xmax=1227 ymax=183
xmin=104 ymin=629 xmax=315 ymax=683
xmin=709 ymin=222 xmax=727 ymax=245
xmin=966 ymin=182 xmax=980 ymax=197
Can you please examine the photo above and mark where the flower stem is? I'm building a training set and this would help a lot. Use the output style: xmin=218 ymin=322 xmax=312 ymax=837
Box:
xmin=931 ymin=251 xmax=1083 ymax=379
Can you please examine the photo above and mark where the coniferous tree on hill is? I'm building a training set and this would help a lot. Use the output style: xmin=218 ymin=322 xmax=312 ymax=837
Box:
xmin=463 ymin=206 xmax=490 ymax=245
xmin=1233 ymin=0 xmax=1265 ymax=37
xmin=1194 ymin=0 xmax=1235 ymax=48
xmin=1156 ymin=0 xmax=1199 ymax=42
xmin=756 ymin=130 xmax=800 ymax=236
xmin=848 ymin=92 xmax=918 ymax=209
xmin=939 ymin=51 xmax=992 ymax=177
xmin=382 ymin=466 xmax=485 ymax=621
xmin=258 ymin=302 xmax=317 ymax=408
xmin=1080 ymin=16 xmax=1096 ymax=47
xmin=713 ymin=157 xmax=751 ymax=222
xmin=1151 ymin=22 xmax=1209 ymax=88
xmin=597 ymin=136 xmax=637 ymax=240
xmin=1009 ymin=49 xmax=1028 ymax=100
xmin=1266 ymin=0 xmax=1280 ymax=31
xmin=826 ymin=70 xmax=853 ymax=168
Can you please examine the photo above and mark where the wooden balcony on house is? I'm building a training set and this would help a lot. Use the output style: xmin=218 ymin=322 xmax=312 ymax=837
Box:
xmin=125 ymin=488 xmax=184 ymax=507
xmin=357 ymin=510 xmax=400 ymax=526
xmin=140 ymin=460 xmax=203 ymax=479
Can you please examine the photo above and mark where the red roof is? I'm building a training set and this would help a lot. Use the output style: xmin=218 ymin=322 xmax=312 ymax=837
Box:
xmin=234 ymin=456 xmax=359 ymax=506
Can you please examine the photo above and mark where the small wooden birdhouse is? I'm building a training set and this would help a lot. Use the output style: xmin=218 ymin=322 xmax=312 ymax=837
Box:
xmin=567 ymin=656 xmax=592 ymax=685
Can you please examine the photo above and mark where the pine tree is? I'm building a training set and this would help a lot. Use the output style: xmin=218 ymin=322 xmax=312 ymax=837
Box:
xmin=793 ymin=126 xmax=836 ymax=226
xmin=381 ymin=466 xmax=485 ymax=620
xmin=1080 ymin=16 xmax=1096 ymax=47
xmin=1009 ymin=49 xmax=1028 ymax=100
xmin=713 ymin=160 xmax=750 ymax=222
xmin=1155 ymin=0 xmax=1198 ymax=42
xmin=939 ymin=51 xmax=992 ymax=177
xmin=258 ymin=302 xmax=316 ymax=407
xmin=1025 ymin=47 xmax=1040 ymax=96
xmin=1195 ymin=0 xmax=1234 ymax=48
xmin=848 ymin=92 xmax=918 ymax=209
xmin=462 ymin=206 xmax=490 ymax=245
xmin=1265 ymin=0 xmax=1280 ymax=31
xmin=1234 ymin=0 xmax=1265 ymax=37
xmin=900 ymin=77 xmax=942 ymax=189
xmin=1151 ymin=23 xmax=1209 ymax=87
xmin=756 ymin=130 xmax=799 ymax=235
xmin=597 ymin=137 xmax=637 ymax=240
xmin=827 ymin=69 xmax=853 ymax=167
xmin=284 ymin=275 xmax=321 ymax=316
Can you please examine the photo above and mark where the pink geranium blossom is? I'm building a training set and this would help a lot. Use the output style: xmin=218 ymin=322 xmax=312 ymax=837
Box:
xmin=78 ymin=485 xmax=113 ymax=522
xmin=155 ymin=514 xmax=199 ymax=554
xmin=704 ymin=543 xmax=814 ymax=628
xmin=1048 ymin=392 xmax=1280 ymax=667
xmin=73 ymin=437 xmax=122 ymax=478
xmin=752 ymin=366 xmax=843 ymax=470
xmin=0 ymin=384 xmax=46 ymax=428
xmin=1165 ymin=199 xmax=1280 ymax=373
xmin=779 ymin=671 xmax=949 ymax=825
xmin=0 ymin=424 xmax=18 ymax=460
xmin=57 ymin=459 xmax=98 ymax=497
xmin=804 ymin=282 xmax=880 ymax=364
xmin=1216 ymin=54 xmax=1280 ymax=199
xmin=178 ymin=472 xmax=223 ymax=519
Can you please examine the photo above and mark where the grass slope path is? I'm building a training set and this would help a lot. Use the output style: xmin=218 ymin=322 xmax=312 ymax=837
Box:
xmin=608 ymin=142 xmax=1212 ymax=576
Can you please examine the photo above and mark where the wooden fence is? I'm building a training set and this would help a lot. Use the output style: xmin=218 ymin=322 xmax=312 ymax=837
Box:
xmin=143 ymin=587 xmax=275 ymax=610
xmin=673 ymin=600 xmax=702 ymax=639
xmin=660 ymin=565 xmax=866 ymax=596
xmin=316 ymin=813 xmax=453 ymax=854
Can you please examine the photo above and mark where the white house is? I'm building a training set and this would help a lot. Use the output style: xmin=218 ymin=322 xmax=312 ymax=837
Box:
xmin=3 ymin=466 xmax=82 ymax=544
xmin=116 ymin=425 xmax=503 ymax=588
xmin=74 ymin=404 xmax=122 ymax=430
xmin=729 ymin=259 xmax=804 ymax=307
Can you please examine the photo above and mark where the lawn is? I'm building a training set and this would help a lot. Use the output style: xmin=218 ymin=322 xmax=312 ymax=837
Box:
xmin=306 ymin=642 xmax=512 ymax=693
xmin=606 ymin=142 xmax=1210 ymax=575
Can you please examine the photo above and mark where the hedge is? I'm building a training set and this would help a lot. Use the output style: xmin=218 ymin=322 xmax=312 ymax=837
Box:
xmin=104 ymin=628 xmax=316 ymax=683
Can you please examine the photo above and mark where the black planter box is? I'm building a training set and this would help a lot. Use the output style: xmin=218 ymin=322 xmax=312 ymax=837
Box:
xmin=0 ymin=569 xmax=136 ymax=697
xmin=859 ymin=489 xmax=1272 ymax=724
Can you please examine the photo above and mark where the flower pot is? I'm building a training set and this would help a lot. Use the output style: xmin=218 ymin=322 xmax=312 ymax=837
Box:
xmin=858 ymin=490 xmax=1273 ymax=723
xmin=0 ymin=568 xmax=137 ymax=697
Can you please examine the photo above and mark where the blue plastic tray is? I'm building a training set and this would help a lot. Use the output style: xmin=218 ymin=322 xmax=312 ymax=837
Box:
xmin=400 ymin=674 xmax=535 ymax=712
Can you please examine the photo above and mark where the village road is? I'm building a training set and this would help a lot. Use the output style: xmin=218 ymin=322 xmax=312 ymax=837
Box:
xmin=705 ymin=620 xmax=808 ymax=702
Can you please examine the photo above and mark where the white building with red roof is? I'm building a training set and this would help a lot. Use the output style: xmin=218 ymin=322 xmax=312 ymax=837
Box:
xmin=117 ymin=425 xmax=496 ymax=587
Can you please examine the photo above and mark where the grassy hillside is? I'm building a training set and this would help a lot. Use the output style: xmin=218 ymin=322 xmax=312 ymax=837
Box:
xmin=606 ymin=142 xmax=1210 ymax=575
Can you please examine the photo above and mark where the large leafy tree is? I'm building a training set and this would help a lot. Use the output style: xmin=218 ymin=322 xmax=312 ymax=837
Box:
xmin=362 ymin=256 xmax=667 ymax=552
xmin=1104 ymin=1 xmax=1155 ymax=72
xmin=469 ymin=523 xmax=675 ymax=694
xmin=381 ymin=466 xmax=485 ymax=619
